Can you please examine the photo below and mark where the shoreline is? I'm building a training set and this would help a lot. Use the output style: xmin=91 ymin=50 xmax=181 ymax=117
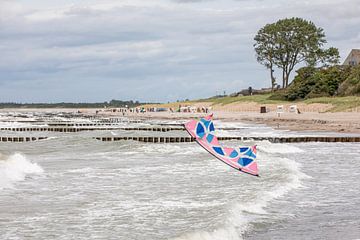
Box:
xmin=126 ymin=111 xmax=360 ymax=134
xmin=1 ymin=108 xmax=360 ymax=134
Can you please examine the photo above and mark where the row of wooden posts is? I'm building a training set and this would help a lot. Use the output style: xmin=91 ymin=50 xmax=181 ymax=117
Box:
xmin=94 ymin=136 xmax=360 ymax=143
xmin=1 ymin=122 xmax=359 ymax=143
xmin=0 ymin=135 xmax=359 ymax=143
xmin=0 ymin=127 xmax=183 ymax=132
xmin=0 ymin=136 xmax=48 ymax=142
xmin=0 ymin=127 xmax=243 ymax=132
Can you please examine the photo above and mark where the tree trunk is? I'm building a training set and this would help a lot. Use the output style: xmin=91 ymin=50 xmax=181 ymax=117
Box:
xmin=285 ymin=70 xmax=291 ymax=88
xmin=269 ymin=62 xmax=276 ymax=91
xmin=282 ymin=69 xmax=286 ymax=88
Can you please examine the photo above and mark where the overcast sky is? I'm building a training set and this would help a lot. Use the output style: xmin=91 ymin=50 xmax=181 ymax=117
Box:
xmin=0 ymin=0 xmax=359 ymax=103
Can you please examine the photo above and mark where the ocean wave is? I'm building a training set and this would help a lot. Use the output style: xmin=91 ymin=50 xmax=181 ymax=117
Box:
xmin=67 ymin=167 xmax=94 ymax=173
xmin=0 ymin=153 xmax=43 ymax=189
xmin=172 ymin=147 xmax=309 ymax=240
xmin=137 ymin=144 xmax=205 ymax=155
xmin=258 ymin=142 xmax=304 ymax=153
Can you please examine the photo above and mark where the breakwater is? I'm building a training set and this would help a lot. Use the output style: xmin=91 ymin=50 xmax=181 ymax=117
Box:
xmin=1 ymin=115 xmax=359 ymax=144
xmin=0 ymin=136 xmax=48 ymax=142
xmin=0 ymin=126 xmax=244 ymax=132
xmin=94 ymin=136 xmax=360 ymax=143
xmin=0 ymin=127 xmax=183 ymax=132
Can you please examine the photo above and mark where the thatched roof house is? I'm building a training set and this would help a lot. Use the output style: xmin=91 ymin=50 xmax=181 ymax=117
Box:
xmin=343 ymin=49 xmax=360 ymax=66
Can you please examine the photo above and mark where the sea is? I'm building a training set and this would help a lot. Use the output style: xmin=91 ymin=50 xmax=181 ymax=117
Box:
xmin=0 ymin=112 xmax=359 ymax=240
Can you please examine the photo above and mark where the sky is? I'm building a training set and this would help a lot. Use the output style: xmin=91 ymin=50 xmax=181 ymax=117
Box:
xmin=0 ymin=0 xmax=359 ymax=103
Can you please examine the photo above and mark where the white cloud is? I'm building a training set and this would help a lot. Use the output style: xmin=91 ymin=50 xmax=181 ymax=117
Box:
xmin=0 ymin=0 xmax=359 ymax=102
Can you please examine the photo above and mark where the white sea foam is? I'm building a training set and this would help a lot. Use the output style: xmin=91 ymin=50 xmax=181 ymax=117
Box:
xmin=0 ymin=121 xmax=47 ymax=128
xmin=213 ymin=121 xmax=250 ymax=129
xmin=258 ymin=142 xmax=304 ymax=154
xmin=172 ymin=146 xmax=309 ymax=240
xmin=138 ymin=144 xmax=205 ymax=155
xmin=67 ymin=167 xmax=94 ymax=173
xmin=0 ymin=153 xmax=43 ymax=189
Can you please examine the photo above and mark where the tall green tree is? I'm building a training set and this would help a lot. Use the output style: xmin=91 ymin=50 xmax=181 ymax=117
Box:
xmin=254 ymin=17 xmax=340 ymax=88
xmin=254 ymin=24 xmax=278 ymax=90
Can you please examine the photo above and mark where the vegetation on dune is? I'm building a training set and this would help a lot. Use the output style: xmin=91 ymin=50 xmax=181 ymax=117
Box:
xmin=197 ymin=93 xmax=360 ymax=112
xmin=198 ymin=94 xmax=286 ymax=105
xmin=338 ymin=65 xmax=360 ymax=96
xmin=303 ymin=96 xmax=360 ymax=112
xmin=268 ymin=65 xmax=360 ymax=102
xmin=282 ymin=66 xmax=350 ymax=100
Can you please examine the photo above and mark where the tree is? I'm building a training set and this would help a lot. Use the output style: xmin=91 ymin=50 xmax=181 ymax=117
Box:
xmin=307 ymin=47 xmax=340 ymax=67
xmin=254 ymin=23 xmax=278 ymax=90
xmin=254 ymin=17 xmax=340 ymax=88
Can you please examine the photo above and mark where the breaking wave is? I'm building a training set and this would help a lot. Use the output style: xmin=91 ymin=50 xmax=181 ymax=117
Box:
xmin=258 ymin=142 xmax=304 ymax=154
xmin=173 ymin=146 xmax=308 ymax=240
xmin=0 ymin=153 xmax=43 ymax=189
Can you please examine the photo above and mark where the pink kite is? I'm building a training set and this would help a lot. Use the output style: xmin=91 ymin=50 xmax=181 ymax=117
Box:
xmin=185 ymin=114 xmax=259 ymax=176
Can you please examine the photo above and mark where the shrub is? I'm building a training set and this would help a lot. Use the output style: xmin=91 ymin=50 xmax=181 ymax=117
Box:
xmin=279 ymin=65 xmax=356 ymax=100
xmin=338 ymin=65 xmax=360 ymax=96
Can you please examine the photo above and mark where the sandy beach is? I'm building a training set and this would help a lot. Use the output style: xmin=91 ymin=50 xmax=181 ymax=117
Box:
xmin=2 ymin=107 xmax=360 ymax=133
xmin=130 ymin=111 xmax=360 ymax=133
xmin=136 ymin=100 xmax=360 ymax=133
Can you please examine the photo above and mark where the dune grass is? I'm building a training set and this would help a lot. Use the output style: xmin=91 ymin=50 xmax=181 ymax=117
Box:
xmin=197 ymin=94 xmax=360 ymax=111
xmin=303 ymin=96 xmax=360 ymax=112
xmin=197 ymin=94 xmax=287 ymax=105
xmin=142 ymin=95 xmax=359 ymax=112
xmin=140 ymin=101 xmax=196 ymax=109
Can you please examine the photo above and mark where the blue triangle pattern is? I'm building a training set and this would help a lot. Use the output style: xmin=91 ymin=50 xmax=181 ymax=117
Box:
xmin=196 ymin=123 xmax=205 ymax=138
xmin=245 ymin=150 xmax=256 ymax=158
xmin=206 ymin=134 xmax=214 ymax=143
xmin=213 ymin=147 xmax=224 ymax=156
xmin=238 ymin=157 xmax=253 ymax=166
xmin=239 ymin=147 xmax=249 ymax=153
xmin=229 ymin=150 xmax=238 ymax=158
xmin=209 ymin=122 xmax=215 ymax=132
xmin=200 ymin=118 xmax=210 ymax=130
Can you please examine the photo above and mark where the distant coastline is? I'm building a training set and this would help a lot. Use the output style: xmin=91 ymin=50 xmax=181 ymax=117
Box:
xmin=0 ymin=100 xmax=148 ymax=109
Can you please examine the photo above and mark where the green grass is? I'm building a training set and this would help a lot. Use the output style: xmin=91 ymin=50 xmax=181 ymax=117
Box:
xmin=144 ymin=94 xmax=359 ymax=112
xmin=197 ymin=94 xmax=360 ymax=112
xmin=197 ymin=94 xmax=288 ymax=105
xmin=303 ymin=96 xmax=360 ymax=112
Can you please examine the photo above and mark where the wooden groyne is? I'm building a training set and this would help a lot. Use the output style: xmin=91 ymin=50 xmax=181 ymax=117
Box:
xmin=0 ymin=136 xmax=48 ymax=142
xmin=94 ymin=136 xmax=360 ymax=143
xmin=94 ymin=136 xmax=196 ymax=143
xmin=46 ymin=122 xmax=142 ymax=127
xmin=0 ymin=126 xmax=245 ymax=133
xmin=1 ymin=135 xmax=358 ymax=143
xmin=0 ymin=127 xmax=184 ymax=132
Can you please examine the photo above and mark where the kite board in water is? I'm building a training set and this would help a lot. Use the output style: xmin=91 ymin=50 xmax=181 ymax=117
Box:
xmin=185 ymin=114 xmax=259 ymax=176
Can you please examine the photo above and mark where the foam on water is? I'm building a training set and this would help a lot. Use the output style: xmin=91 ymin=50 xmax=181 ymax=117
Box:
xmin=172 ymin=143 xmax=309 ymax=240
xmin=0 ymin=121 xmax=48 ymax=128
xmin=212 ymin=121 xmax=251 ymax=129
xmin=2 ymin=114 xmax=360 ymax=240
xmin=0 ymin=153 xmax=43 ymax=189
xmin=67 ymin=167 xmax=94 ymax=173
xmin=258 ymin=142 xmax=304 ymax=154
xmin=138 ymin=144 xmax=206 ymax=155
